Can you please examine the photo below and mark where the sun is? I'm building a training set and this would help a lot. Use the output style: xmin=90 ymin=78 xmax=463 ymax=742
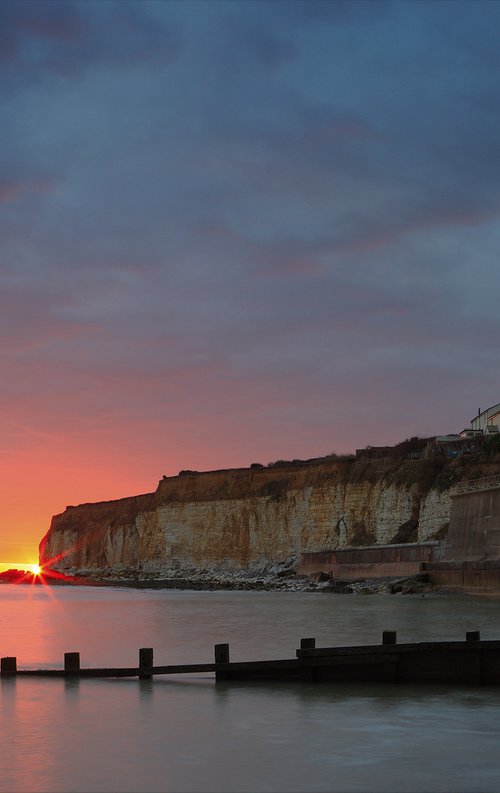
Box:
xmin=30 ymin=564 xmax=41 ymax=575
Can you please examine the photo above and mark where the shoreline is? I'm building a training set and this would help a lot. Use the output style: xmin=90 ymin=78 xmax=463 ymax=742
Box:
xmin=44 ymin=571 xmax=458 ymax=596
xmin=1 ymin=567 xmax=486 ymax=595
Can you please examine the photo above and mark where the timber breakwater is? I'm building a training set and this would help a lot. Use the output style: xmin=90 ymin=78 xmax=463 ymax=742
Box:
xmin=2 ymin=632 xmax=500 ymax=686
xmin=39 ymin=442 xmax=500 ymax=588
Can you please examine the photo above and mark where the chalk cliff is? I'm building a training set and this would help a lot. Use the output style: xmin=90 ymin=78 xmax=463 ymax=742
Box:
xmin=39 ymin=451 xmax=500 ymax=579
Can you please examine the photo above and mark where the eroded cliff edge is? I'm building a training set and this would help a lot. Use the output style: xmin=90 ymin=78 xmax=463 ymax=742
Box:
xmin=39 ymin=451 xmax=500 ymax=582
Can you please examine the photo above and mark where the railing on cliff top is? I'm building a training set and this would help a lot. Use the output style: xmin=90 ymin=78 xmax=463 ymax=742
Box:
xmin=455 ymin=475 xmax=500 ymax=494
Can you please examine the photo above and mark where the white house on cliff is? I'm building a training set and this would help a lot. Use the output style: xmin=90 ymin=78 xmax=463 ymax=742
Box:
xmin=470 ymin=404 xmax=500 ymax=434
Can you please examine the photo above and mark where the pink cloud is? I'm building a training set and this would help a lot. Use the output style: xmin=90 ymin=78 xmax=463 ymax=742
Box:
xmin=259 ymin=204 xmax=500 ymax=275
xmin=19 ymin=10 xmax=85 ymax=44
xmin=331 ymin=205 xmax=500 ymax=257
xmin=0 ymin=177 xmax=56 ymax=205
xmin=0 ymin=181 xmax=23 ymax=203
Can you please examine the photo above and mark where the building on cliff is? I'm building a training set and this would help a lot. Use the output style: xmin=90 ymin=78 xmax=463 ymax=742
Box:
xmin=425 ymin=403 xmax=500 ymax=459
xmin=471 ymin=403 xmax=500 ymax=434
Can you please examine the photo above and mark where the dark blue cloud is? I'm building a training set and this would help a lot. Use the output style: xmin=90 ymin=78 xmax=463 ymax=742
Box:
xmin=0 ymin=0 xmax=181 ymax=84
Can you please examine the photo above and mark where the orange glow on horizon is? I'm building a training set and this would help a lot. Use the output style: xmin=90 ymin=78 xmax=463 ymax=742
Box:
xmin=0 ymin=561 xmax=40 ymax=573
xmin=0 ymin=445 xmax=165 ymax=572
xmin=0 ymin=535 xmax=90 ymax=587
xmin=0 ymin=555 xmax=90 ymax=589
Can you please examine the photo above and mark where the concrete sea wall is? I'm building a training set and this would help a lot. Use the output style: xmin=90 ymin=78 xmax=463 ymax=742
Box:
xmin=297 ymin=542 xmax=439 ymax=580
xmin=424 ymin=475 xmax=500 ymax=587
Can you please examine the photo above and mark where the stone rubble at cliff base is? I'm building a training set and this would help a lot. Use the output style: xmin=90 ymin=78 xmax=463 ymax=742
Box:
xmin=64 ymin=559 xmax=449 ymax=595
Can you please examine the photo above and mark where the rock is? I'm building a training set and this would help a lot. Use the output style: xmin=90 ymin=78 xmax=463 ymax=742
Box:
xmin=321 ymin=579 xmax=353 ymax=593
xmin=309 ymin=571 xmax=331 ymax=582
xmin=401 ymin=580 xmax=426 ymax=594
xmin=389 ymin=578 xmax=408 ymax=594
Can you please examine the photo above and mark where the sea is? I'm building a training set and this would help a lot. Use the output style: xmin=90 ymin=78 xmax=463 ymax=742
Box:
xmin=1 ymin=584 xmax=500 ymax=793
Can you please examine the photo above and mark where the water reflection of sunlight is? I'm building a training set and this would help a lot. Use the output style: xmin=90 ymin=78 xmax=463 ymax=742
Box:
xmin=1 ymin=678 xmax=64 ymax=791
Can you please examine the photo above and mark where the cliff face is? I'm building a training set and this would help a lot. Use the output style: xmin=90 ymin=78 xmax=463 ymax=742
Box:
xmin=39 ymin=455 xmax=500 ymax=577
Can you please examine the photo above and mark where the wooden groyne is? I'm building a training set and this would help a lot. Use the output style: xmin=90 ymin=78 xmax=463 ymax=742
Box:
xmin=2 ymin=631 xmax=500 ymax=685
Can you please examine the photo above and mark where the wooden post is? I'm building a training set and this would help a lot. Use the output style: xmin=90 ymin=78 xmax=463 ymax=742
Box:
xmin=64 ymin=653 xmax=80 ymax=673
xmin=214 ymin=643 xmax=230 ymax=664
xmin=466 ymin=631 xmax=481 ymax=643
xmin=382 ymin=631 xmax=397 ymax=645
xmin=299 ymin=639 xmax=316 ymax=682
xmin=214 ymin=643 xmax=230 ymax=681
xmin=139 ymin=648 xmax=154 ymax=679
xmin=1 ymin=657 xmax=17 ymax=675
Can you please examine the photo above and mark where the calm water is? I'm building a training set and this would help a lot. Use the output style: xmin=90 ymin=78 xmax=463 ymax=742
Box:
xmin=1 ymin=585 xmax=500 ymax=792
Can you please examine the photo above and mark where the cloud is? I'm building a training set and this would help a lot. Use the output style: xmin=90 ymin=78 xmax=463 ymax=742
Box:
xmin=0 ymin=176 xmax=55 ymax=206
xmin=0 ymin=0 xmax=181 ymax=85
xmin=0 ymin=181 xmax=24 ymax=204
xmin=0 ymin=0 xmax=81 ymax=52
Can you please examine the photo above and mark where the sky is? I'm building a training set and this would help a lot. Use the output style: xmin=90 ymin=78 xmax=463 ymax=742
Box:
xmin=2 ymin=0 xmax=500 ymax=566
